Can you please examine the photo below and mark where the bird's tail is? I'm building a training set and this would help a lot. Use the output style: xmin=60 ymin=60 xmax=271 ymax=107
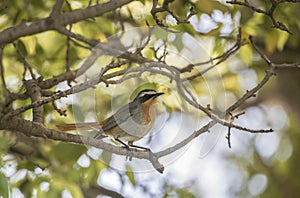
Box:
xmin=56 ymin=122 xmax=103 ymax=131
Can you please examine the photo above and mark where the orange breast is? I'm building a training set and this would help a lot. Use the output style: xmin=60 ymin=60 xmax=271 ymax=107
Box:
xmin=142 ymin=98 xmax=158 ymax=123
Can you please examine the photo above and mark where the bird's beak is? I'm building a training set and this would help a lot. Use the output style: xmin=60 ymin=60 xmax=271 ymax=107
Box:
xmin=152 ymin=92 xmax=164 ymax=98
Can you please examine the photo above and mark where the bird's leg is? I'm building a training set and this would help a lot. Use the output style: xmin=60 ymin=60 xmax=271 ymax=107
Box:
xmin=115 ymin=138 xmax=133 ymax=160
xmin=128 ymin=142 xmax=150 ymax=152
xmin=115 ymin=138 xmax=132 ymax=161
xmin=115 ymin=137 xmax=131 ymax=151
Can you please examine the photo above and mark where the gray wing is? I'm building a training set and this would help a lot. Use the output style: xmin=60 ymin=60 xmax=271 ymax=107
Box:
xmin=94 ymin=103 xmax=132 ymax=139
xmin=101 ymin=102 xmax=140 ymax=132
xmin=93 ymin=101 xmax=140 ymax=139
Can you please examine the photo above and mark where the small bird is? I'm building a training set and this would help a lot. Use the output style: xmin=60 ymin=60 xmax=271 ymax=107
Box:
xmin=56 ymin=89 xmax=164 ymax=150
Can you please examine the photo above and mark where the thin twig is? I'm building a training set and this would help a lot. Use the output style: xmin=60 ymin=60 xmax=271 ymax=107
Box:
xmin=13 ymin=42 xmax=36 ymax=80
xmin=274 ymin=62 xmax=300 ymax=69
xmin=66 ymin=28 xmax=72 ymax=72
xmin=151 ymin=0 xmax=197 ymax=28
xmin=226 ymin=0 xmax=294 ymax=34
xmin=226 ymin=36 xmax=276 ymax=114
xmin=183 ymin=29 xmax=244 ymax=80
xmin=52 ymin=100 xmax=67 ymax=116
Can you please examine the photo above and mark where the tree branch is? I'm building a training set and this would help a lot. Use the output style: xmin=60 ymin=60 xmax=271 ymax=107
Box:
xmin=225 ymin=36 xmax=277 ymax=114
xmin=0 ymin=116 xmax=164 ymax=173
xmin=0 ymin=0 xmax=134 ymax=45
xmin=24 ymin=80 xmax=44 ymax=123
xmin=0 ymin=47 xmax=8 ymax=93
xmin=50 ymin=0 xmax=65 ymax=17
xmin=226 ymin=0 xmax=296 ymax=34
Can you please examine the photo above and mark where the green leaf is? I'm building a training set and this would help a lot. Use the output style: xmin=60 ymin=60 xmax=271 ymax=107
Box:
xmin=70 ymin=104 xmax=85 ymax=123
xmin=18 ymin=160 xmax=35 ymax=171
xmin=243 ymin=13 xmax=264 ymax=36
xmin=152 ymin=28 xmax=169 ymax=42
xmin=84 ymin=160 xmax=105 ymax=185
xmin=0 ymin=174 xmax=8 ymax=198
xmin=277 ymin=31 xmax=289 ymax=51
xmin=67 ymin=183 xmax=84 ymax=198
xmin=213 ymin=37 xmax=225 ymax=54
xmin=16 ymin=40 xmax=27 ymax=56
xmin=138 ymin=0 xmax=145 ymax=4
xmin=173 ymin=24 xmax=197 ymax=36
xmin=101 ymin=151 xmax=112 ymax=165
xmin=264 ymin=30 xmax=278 ymax=53
xmin=50 ymin=143 xmax=87 ymax=164
xmin=163 ymin=101 xmax=173 ymax=116
xmin=126 ymin=165 xmax=136 ymax=186
xmin=195 ymin=0 xmax=229 ymax=14
xmin=173 ymin=34 xmax=184 ymax=52
xmin=33 ymin=42 xmax=46 ymax=67
xmin=176 ymin=188 xmax=196 ymax=198
xmin=205 ymin=25 xmax=222 ymax=37
xmin=0 ymin=133 xmax=10 ymax=152
xmin=51 ymin=178 xmax=84 ymax=198
xmin=239 ymin=44 xmax=252 ymax=65
xmin=32 ymin=0 xmax=44 ymax=7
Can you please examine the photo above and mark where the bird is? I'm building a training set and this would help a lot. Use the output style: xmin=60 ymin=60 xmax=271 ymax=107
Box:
xmin=56 ymin=89 xmax=164 ymax=150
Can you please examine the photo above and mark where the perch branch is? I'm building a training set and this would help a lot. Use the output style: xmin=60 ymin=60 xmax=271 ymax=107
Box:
xmin=0 ymin=117 xmax=164 ymax=173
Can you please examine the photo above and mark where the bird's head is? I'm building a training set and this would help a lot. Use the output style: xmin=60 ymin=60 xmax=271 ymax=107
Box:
xmin=134 ymin=89 xmax=164 ymax=103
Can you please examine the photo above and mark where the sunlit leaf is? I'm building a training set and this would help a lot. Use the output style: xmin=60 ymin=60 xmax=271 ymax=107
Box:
xmin=126 ymin=165 xmax=136 ymax=186
xmin=264 ymin=30 xmax=278 ymax=53
xmin=195 ymin=0 xmax=229 ymax=14
xmin=243 ymin=13 xmax=264 ymax=36
xmin=277 ymin=31 xmax=289 ymax=51
xmin=51 ymin=178 xmax=84 ymax=198
xmin=67 ymin=183 xmax=84 ymax=198
xmin=213 ymin=37 xmax=225 ymax=54
xmin=239 ymin=44 xmax=252 ymax=65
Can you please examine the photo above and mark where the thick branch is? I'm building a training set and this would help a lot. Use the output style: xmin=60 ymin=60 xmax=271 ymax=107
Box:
xmin=0 ymin=116 xmax=164 ymax=173
xmin=24 ymin=80 xmax=44 ymax=123
xmin=38 ymin=70 xmax=76 ymax=89
xmin=0 ymin=47 xmax=8 ymax=92
xmin=0 ymin=0 xmax=134 ymax=45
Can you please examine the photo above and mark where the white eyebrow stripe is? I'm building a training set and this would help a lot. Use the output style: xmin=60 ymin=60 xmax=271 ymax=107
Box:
xmin=138 ymin=91 xmax=157 ymax=97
